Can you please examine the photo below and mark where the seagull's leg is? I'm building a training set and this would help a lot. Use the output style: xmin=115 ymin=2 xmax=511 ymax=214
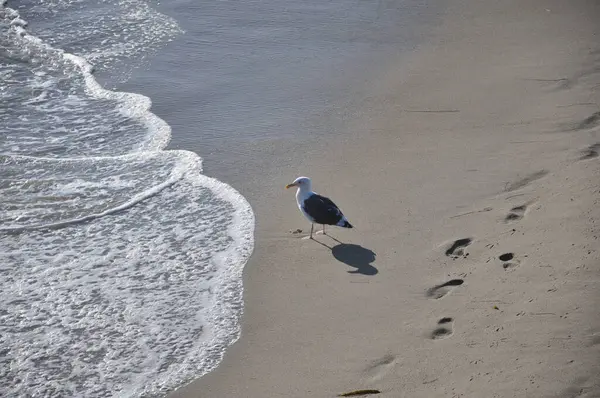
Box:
xmin=322 ymin=224 xmax=326 ymax=235
xmin=310 ymin=223 xmax=314 ymax=239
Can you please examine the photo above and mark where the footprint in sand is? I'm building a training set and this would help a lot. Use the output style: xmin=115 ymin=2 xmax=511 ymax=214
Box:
xmin=499 ymin=252 xmax=521 ymax=269
xmin=445 ymin=238 xmax=472 ymax=258
xmin=431 ymin=317 xmax=454 ymax=340
xmin=574 ymin=111 xmax=600 ymax=131
xmin=426 ymin=279 xmax=464 ymax=299
xmin=364 ymin=354 xmax=397 ymax=382
xmin=504 ymin=200 xmax=537 ymax=223
xmin=505 ymin=204 xmax=527 ymax=222
xmin=504 ymin=170 xmax=548 ymax=192
xmin=587 ymin=330 xmax=600 ymax=347
xmin=580 ymin=143 xmax=600 ymax=160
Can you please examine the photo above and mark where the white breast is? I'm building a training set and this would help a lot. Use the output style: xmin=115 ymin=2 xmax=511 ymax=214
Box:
xmin=296 ymin=189 xmax=316 ymax=222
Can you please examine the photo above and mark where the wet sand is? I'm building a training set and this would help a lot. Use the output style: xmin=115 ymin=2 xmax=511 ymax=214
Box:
xmin=173 ymin=0 xmax=600 ymax=396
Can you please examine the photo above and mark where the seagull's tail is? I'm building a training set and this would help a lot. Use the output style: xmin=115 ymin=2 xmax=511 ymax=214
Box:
xmin=337 ymin=216 xmax=353 ymax=228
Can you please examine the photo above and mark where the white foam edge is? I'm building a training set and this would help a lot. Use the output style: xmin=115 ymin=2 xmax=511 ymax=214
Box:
xmin=3 ymin=1 xmax=171 ymax=153
xmin=0 ymin=151 xmax=197 ymax=233
xmin=1 ymin=3 xmax=257 ymax=392
xmin=141 ymin=173 xmax=255 ymax=396
xmin=0 ymin=2 xmax=176 ymax=232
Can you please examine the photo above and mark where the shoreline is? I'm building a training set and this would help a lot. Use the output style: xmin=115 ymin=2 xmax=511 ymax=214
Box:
xmin=173 ymin=0 xmax=600 ymax=396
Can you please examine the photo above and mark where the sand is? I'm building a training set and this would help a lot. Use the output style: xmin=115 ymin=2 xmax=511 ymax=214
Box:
xmin=172 ymin=0 xmax=600 ymax=396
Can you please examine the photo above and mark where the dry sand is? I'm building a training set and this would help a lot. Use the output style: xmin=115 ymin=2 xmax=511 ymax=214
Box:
xmin=173 ymin=0 xmax=600 ymax=396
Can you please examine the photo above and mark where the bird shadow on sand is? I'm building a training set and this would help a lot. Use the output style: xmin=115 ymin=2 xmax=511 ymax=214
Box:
xmin=331 ymin=244 xmax=378 ymax=275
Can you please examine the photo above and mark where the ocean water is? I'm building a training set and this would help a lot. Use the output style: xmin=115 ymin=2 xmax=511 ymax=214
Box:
xmin=119 ymin=0 xmax=441 ymax=180
xmin=0 ymin=0 xmax=254 ymax=396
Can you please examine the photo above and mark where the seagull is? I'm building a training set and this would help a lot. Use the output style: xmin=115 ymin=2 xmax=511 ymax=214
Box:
xmin=285 ymin=176 xmax=353 ymax=239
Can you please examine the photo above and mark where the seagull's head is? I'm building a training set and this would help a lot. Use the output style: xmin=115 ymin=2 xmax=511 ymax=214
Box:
xmin=285 ymin=176 xmax=312 ymax=191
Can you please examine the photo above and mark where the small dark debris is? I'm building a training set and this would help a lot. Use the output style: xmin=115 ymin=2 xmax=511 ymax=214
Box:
xmin=338 ymin=389 xmax=381 ymax=397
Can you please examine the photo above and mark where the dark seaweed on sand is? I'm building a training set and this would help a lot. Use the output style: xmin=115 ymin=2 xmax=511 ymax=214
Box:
xmin=337 ymin=389 xmax=381 ymax=397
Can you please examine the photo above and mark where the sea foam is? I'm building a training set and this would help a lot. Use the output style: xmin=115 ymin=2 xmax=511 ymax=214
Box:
xmin=0 ymin=0 xmax=254 ymax=396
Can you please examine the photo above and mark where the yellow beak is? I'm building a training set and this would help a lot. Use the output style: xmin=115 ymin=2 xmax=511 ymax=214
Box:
xmin=285 ymin=183 xmax=296 ymax=189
